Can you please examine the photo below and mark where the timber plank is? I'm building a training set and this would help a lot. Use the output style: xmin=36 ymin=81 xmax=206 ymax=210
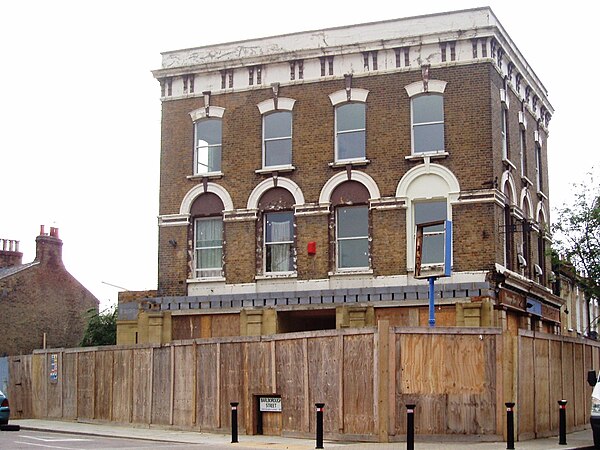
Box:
xmin=173 ymin=345 xmax=195 ymax=427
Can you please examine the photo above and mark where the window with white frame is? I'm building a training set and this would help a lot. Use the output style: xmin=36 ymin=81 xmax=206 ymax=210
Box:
xmin=194 ymin=119 xmax=222 ymax=175
xmin=414 ymin=200 xmax=447 ymax=266
xmin=501 ymin=108 xmax=508 ymax=160
xmin=520 ymin=129 xmax=527 ymax=178
xmin=263 ymin=111 xmax=292 ymax=168
xmin=535 ymin=143 xmax=543 ymax=191
xmin=336 ymin=205 xmax=369 ymax=269
xmin=411 ymin=94 xmax=444 ymax=153
xmin=194 ymin=218 xmax=223 ymax=277
xmin=264 ymin=211 xmax=294 ymax=273
xmin=335 ymin=103 xmax=366 ymax=162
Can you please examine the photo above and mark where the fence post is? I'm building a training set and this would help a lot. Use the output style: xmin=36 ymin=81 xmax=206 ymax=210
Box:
xmin=406 ymin=403 xmax=416 ymax=450
xmin=558 ymin=400 xmax=567 ymax=445
xmin=505 ymin=402 xmax=515 ymax=449
xmin=230 ymin=402 xmax=239 ymax=443
xmin=315 ymin=403 xmax=325 ymax=449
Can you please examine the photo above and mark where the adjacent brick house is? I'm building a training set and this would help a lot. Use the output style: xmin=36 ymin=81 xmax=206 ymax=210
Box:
xmin=118 ymin=7 xmax=563 ymax=344
xmin=0 ymin=227 xmax=99 ymax=355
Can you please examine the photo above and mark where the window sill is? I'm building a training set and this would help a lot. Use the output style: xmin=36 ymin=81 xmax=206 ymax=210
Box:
xmin=255 ymin=273 xmax=298 ymax=280
xmin=255 ymin=165 xmax=295 ymax=174
xmin=328 ymin=269 xmax=373 ymax=277
xmin=329 ymin=159 xmax=370 ymax=168
xmin=521 ymin=176 xmax=533 ymax=187
xmin=187 ymin=276 xmax=226 ymax=284
xmin=502 ymin=158 xmax=517 ymax=171
xmin=187 ymin=172 xmax=223 ymax=181
xmin=405 ymin=151 xmax=448 ymax=161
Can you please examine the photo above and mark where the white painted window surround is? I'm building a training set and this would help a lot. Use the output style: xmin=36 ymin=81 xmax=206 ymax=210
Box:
xmin=396 ymin=163 xmax=459 ymax=272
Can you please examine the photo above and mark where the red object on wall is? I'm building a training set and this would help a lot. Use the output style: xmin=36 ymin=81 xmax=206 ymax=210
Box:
xmin=307 ymin=241 xmax=316 ymax=255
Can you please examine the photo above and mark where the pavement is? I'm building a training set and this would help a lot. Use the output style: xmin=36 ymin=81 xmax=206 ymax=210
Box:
xmin=7 ymin=419 xmax=596 ymax=449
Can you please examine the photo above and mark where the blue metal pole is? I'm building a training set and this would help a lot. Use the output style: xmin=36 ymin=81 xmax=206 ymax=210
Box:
xmin=428 ymin=276 xmax=435 ymax=327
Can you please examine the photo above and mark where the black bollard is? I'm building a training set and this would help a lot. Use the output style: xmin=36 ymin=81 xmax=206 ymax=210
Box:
xmin=558 ymin=400 xmax=567 ymax=445
xmin=505 ymin=402 xmax=515 ymax=449
xmin=231 ymin=402 xmax=239 ymax=443
xmin=406 ymin=403 xmax=416 ymax=450
xmin=315 ymin=403 xmax=325 ymax=449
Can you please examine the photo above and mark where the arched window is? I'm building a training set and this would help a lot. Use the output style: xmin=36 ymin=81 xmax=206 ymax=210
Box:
xmin=190 ymin=193 xmax=224 ymax=278
xmin=331 ymin=181 xmax=370 ymax=270
xmin=503 ymin=183 xmax=515 ymax=271
xmin=257 ymin=187 xmax=296 ymax=274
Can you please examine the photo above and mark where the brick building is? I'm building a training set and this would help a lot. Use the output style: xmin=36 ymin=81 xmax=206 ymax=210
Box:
xmin=118 ymin=7 xmax=563 ymax=344
xmin=0 ymin=227 xmax=99 ymax=355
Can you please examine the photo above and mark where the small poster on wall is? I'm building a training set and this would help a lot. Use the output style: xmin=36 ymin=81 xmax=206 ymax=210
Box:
xmin=49 ymin=354 xmax=58 ymax=382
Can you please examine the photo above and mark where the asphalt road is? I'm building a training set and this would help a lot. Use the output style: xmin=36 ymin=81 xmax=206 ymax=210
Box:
xmin=0 ymin=430 xmax=266 ymax=450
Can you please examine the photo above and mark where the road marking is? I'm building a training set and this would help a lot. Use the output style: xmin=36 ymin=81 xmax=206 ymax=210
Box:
xmin=20 ymin=434 xmax=92 ymax=442
xmin=14 ymin=441 xmax=85 ymax=450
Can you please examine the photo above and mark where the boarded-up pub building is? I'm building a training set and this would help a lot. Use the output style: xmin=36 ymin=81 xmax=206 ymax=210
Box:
xmin=9 ymin=7 xmax=599 ymax=445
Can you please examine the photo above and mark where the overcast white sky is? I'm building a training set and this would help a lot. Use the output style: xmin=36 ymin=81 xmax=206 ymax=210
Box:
xmin=1 ymin=1 xmax=598 ymax=311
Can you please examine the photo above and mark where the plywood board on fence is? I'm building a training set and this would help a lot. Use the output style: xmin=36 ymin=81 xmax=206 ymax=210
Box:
xmin=220 ymin=342 xmax=244 ymax=430
xmin=262 ymin=411 xmax=282 ymax=435
xmin=132 ymin=348 xmax=152 ymax=424
xmin=77 ymin=352 xmax=95 ymax=420
xmin=94 ymin=351 xmax=113 ymax=421
xmin=196 ymin=343 xmax=218 ymax=429
xmin=275 ymin=339 xmax=306 ymax=433
xmin=518 ymin=336 xmax=535 ymax=439
xmin=308 ymin=336 xmax=340 ymax=434
xmin=247 ymin=341 xmax=273 ymax=395
xmin=400 ymin=334 xmax=486 ymax=395
xmin=585 ymin=345 xmax=593 ymax=427
xmin=172 ymin=315 xmax=202 ymax=340
xmin=151 ymin=346 xmax=171 ymax=425
xmin=212 ymin=314 xmax=240 ymax=338
xmin=112 ymin=349 xmax=132 ymax=423
xmin=343 ymin=334 xmax=374 ymax=435
xmin=533 ymin=338 xmax=550 ymax=436
xmin=173 ymin=345 xmax=195 ymax=428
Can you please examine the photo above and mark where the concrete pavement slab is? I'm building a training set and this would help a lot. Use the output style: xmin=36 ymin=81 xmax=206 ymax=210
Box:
xmin=9 ymin=419 xmax=595 ymax=449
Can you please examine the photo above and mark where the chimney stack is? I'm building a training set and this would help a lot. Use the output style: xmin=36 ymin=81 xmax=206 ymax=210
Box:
xmin=35 ymin=225 xmax=63 ymax=267
xmin=0 ymin=238 xmax=23 ymax=268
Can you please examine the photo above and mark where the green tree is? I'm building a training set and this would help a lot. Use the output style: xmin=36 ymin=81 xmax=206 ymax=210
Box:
xmin=552 ymin=170 xmax=600 ymax=300
xmin=80 ymin=307 xmax=117 ymax=347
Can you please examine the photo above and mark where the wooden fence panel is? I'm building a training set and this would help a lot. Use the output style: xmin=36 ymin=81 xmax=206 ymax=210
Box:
xmin=112 ymin=349 xmax=132 ymax=423
xmin=62 ymin=352 xmax=77 ymax=419
xmin=518 ymin=336 xmax=534 ymax=439
xmin=533 ymin=338 xmax=550 ymax=437
xmin=8 ymin=355 xmax=32 ymax=419
xmin=562 ymin=342 xmax=575 ymax=429
xmin=308 ymin=336 xmax=340 ymax=434
xmin=46 ymin=353 xmax=62 ymax=419
xmin=132 ymin=347 xmax=152 ymax=424
xmin=246 ymin=340 xmax=273 ymax=434
xmin=549 ymin=339 xmax=562 ymax=432
xmin=343 ymin=333 xmax=374 ymax=435
xmin=276 ymin=338 xmax=306 ymax=433
xmin=76 ymin=352 xmax=95 ymax=420
xmin=94 ymin=351 xmax=113 ymax=421
xmin=220 ymin=342 xmax=244 ymax=431
xmin=196 ymin=343 xmax=218 ymax=429
xmin=151 ymin=346 xmax=171 ymax=425
xmin=574 ymin=343 xmax=585 ymax=427
xmin=173 ymin=344 xmax=195 ymax=428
